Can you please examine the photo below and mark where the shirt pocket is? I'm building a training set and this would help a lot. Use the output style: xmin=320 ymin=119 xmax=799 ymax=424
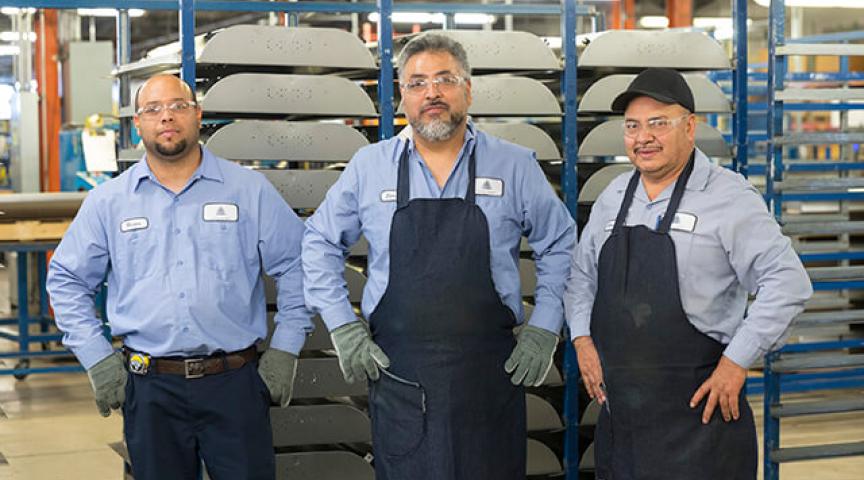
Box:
xmin=116 ymin=227 xmax=160 ymax=281
xmin=200 ymin=220 xmax=253 ymax=281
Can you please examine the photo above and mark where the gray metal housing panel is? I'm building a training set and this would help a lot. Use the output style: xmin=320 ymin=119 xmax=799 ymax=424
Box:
xmin=270 ymin=405 xmax=371 ymax=446
xmin=261 ymin=169 xmax=341 ymax=210
xmin=578 ymin=164 xmax=634 ymax=203
xmin=394 ymin=30 xmax=560 ymax=71
xmin=0 ymin=192 xmax=87 ymax=220
xmin=477 ymin=123 xmax=561 ymax=160
xmin=579 ymin=74 xmax=731 ymax=113
xmin=206 ymin=121 xmax=369 ymax=162
xmin=203 ymin=74 xmax=377 ymax=117
xmin=526 ymin=394 xmax=563 ymax=431
xmin=275 ymin=451 xmax=374 ymax=480
xmin=265 ymin=265 xmax=364 ymax=305
xmin=470 ymin=76 xmax=562 ymax=116
xmin=527 ymin=438 xmax=563 ymax=475
xmin=519 ymin=259 xmax=536 ymax=297
xmin=198 ymin=26 xmax=376 ymax=70
xmin=293 ymin=358 xmax=368 ymax=398
xmin=579 ymin=121 xmax=731 ymax=158
xmin=579 ymin=30 xmax=730 ymax=70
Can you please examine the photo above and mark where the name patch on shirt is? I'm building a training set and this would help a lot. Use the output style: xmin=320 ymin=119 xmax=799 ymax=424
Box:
xmin=202 ymin=203 xmax=239 ymax=222
xmin=120 ymin=217 xmax=149 ymax=233
xmin=380 ymin=190 xmax=397 ymax=202
xmin=476 ymin=177 xmax=504 ymax=197
xmin=669 ymin=212 xmax=698 ymax=232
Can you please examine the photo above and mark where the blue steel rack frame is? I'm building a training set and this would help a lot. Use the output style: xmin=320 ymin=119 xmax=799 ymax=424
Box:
xmin=764 ymin=0 xmax=864 ymax=478
xmin=2 ymin=1 xmax=596 ymax=477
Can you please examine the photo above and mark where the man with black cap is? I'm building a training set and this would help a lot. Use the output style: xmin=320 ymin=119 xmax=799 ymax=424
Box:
xmin=564 ymin=68 xmax=811 ymax=479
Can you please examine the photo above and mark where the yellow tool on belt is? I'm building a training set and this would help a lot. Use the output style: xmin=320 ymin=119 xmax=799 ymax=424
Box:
xmin=128 ymin=352 xmax=151 ymax=375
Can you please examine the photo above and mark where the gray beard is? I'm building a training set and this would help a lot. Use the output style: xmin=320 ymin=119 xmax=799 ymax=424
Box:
xmin=411 ymin=111 xmax=466 ymax=142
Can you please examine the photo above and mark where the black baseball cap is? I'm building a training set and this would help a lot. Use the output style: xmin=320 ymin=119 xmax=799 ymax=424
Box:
xmin=611 ymin=68 xmax=695 ymax=114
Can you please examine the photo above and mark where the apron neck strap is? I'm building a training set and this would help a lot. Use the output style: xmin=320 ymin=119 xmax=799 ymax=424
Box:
xmin=465 ymin=145 xmax=477 ymax=204
xmin=612 ymin=169 xmax=641 ymax=235
xmin=396 ymin=141 xmax=478 ymax=208
xmin=656 ymin=150 xmax=696 ymax=234
xmin=396 ymin=143 xmax=411 ymax=208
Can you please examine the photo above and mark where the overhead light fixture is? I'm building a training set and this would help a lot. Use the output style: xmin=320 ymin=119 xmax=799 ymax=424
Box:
xmin=0 ymin=45 xmax=21 ymax=56
xmin=367 ymin=12 xmax=495 ymax=26
xmin=638 ymin=16 xmax=670 ymax=29
xmin=77 ymin=8 xmax=146 ymax=18
xmin=541 ymin=36 xmax=562 ymax=49
xmin=0 ymin=32 xmax=36 ymax=42
xmin=693 ymin=17 xmax=754 ymax=41
xmin=1 ymin=7 xmax=36 ymax=15
xmin=754 ymin=0 xmax=864 ymax=7
xmin=453 ymin=13 xmax=496 ymax=25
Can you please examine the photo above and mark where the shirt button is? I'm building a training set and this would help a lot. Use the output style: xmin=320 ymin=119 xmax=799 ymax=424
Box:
xmin=174 ymin=228 xmax=181 ymax=235
xmin=177 ymin=260 xmax=184 ymax=266
xmin=182 ymin=327 xmax=190 ymax=333
xmin=179 ymin=292 xmax=186 ymax=299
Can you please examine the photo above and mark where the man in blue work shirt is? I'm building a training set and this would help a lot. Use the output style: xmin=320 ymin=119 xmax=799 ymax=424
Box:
xmin=47 ymin=74 xmax=310 ymax=480
xmin=303 ymin=33 xmax=575 ymax=479
xmin=565 ymin=68 xmax=812 ymax=479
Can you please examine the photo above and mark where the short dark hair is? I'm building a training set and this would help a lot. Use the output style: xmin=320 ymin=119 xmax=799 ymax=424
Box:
xmin=133 ymin=75 xmax=197 ymax=112
xmin=397 ymin=33 xmax=471 ymax=83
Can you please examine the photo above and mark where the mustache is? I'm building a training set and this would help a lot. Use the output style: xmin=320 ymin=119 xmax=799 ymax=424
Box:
xmin=634 ymin=144 xmax=662 ymax=153
xmin=421 ymin=101 xmax=450 ymax=113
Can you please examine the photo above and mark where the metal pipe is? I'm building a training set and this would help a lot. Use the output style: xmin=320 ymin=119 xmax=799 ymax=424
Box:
xmin=179 ymin=0 xmax=196 ymax=89
xmin=376 ymin=0 xmax=394 ymax=140
xmin=561 ymin=0 xmax=580 ymax=476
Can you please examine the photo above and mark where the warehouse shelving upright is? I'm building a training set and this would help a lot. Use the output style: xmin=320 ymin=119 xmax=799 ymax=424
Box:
xmin=762 ymin=1 xmax=864 ymax=479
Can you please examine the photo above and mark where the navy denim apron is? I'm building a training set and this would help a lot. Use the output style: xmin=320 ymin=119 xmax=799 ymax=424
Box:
xmin=368 ymin=144 xmax=526 ymax=480
xmin=591 ymin=153 xmax=757 ymax=480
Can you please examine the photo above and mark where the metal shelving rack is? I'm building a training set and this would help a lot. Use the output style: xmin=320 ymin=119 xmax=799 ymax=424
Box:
xmin=763 ymin=1 xmax=864 ymax=478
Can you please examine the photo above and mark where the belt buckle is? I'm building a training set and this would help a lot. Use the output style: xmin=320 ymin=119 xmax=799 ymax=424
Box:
xmin=184 ymin=358 xmax=205 ymax=379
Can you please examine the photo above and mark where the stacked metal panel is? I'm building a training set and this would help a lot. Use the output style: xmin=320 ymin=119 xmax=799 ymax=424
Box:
xmin=393 ymin=29 xmax=567 ymax=478
xmin=118 ymin=25 xmax=378 ymax=480
xmin=572 ymin=29 xmax=732 ymax=476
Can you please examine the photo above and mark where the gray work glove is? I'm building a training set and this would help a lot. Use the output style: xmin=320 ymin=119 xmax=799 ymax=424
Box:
xmin=505 ymin=325 xmax=559 ymax=387
xmin=330 ymin=321 xmax=390 ymax=384
xmin=258 ymin=348 xmax=298 ymax=408
xmin=86 ymin=351 xmax=127 ymax=417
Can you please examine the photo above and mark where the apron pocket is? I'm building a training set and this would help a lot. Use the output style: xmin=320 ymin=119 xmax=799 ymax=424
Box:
xmin=370 ymin=369 xmax=427 ymax=458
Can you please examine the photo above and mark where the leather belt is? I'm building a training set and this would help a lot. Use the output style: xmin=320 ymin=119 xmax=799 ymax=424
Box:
xmin=126 ymin=346 xmax=258 ymax=379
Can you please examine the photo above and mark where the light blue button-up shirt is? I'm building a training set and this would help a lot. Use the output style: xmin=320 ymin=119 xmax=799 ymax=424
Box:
xmin=564 ymin=149 xmax=813 ymax=368
xmin=303 ymin=122 xmax=576 ymax=334
xmin=47 ymin=147 xmax=311 ymax=369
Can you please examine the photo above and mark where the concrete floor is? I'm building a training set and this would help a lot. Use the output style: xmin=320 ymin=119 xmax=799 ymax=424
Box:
xmin=0 ymin=363 xmax=862 ymax=479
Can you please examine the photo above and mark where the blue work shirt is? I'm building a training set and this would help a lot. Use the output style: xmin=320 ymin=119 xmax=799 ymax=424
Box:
xmin=47 ymin=146 xmax=311 ymax=369
xmin=565 ymin=149 xmax=813 ymax=368
xmin=303 ymin=122 xmax=576 ymax=334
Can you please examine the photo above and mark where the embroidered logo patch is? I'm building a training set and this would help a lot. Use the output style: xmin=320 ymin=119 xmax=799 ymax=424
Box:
xmin=476 ymin=177 xmax=504 ymax=197
xmin=203 ymin=203 xmax=239 ymax=222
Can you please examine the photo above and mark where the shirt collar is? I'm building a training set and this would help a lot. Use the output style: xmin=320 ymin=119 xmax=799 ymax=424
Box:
xmin=130 ymin=145 xmax=223 ymax=193
xmin=396 ymin=119 xmax=477 ymax=163
xmin=625 ymin=147 xmax=712 ymax=204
